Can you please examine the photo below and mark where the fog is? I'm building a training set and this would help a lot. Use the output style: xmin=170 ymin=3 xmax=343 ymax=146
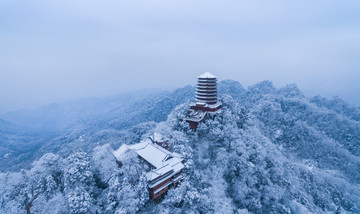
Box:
xmin=1 ymin=0 xmax=360 ymax=114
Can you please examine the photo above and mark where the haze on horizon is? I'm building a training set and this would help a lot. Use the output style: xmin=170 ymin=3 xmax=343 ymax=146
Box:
xmin=1 ymin=0 xmax=360 ymax=114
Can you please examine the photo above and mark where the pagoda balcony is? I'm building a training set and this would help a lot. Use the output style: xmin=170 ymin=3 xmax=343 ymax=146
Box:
xmin=197 ymin=85 xmax=216 ymax=88
xmin=197 ymin=97 xmax=217 ymax=101
xmin=197 ymin=85 xmax=216 ymax=89
xmin=196 ymin=94 xmax=217 ymax=97
xmin=198 ymin=77 xmax=217 ymax=80
xmin=197 ymin=89 xmax=216 ymax=92
xmin=198 ymin=80 xmax=216 ymax=84
xmin=197 ymin=90 xmax=216 ymax=93
xmin=196 ymin=91 xmax=217 ymax=95
xmin=197 ymin=81 xmax=216 ymax=84
xmin=196 ymin=99 xmax=217 ymax=102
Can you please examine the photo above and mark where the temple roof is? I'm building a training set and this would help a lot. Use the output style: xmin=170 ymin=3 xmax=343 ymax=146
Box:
xmin=113 ymin=137 xmax=184 ymax=181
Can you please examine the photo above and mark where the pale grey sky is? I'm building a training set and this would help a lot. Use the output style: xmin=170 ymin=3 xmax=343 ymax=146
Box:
xmin=1 ymin=0 xmax=360 ymax=113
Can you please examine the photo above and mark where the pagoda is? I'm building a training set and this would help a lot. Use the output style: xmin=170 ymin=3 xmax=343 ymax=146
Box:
xmin=185 ymin=72 xmax=222 ymax=129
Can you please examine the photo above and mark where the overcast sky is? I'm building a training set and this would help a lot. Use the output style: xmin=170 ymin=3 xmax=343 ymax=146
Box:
xmin=1 ymin=0 xmax=360 ymax=114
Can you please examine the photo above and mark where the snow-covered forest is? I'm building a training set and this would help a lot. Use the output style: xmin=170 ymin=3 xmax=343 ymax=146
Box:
xmin=1 ymin=80 xmax=360 ymax=213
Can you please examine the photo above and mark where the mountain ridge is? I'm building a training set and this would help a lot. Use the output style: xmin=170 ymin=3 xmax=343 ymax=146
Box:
xmin=0 ymin=79 xmax=359 ymax=213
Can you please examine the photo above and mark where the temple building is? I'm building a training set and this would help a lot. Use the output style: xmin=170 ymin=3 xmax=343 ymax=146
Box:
xmin=113 ymin=133 xmax=184 ymax=200
xmin=185 ymin=72 xmax=222 ymax=129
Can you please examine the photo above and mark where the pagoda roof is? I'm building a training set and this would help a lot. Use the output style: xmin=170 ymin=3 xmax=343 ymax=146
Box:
xmin=198 ymin=72 xmax=216 ymax=79
xmin=185 ymin=110 xmax=207 ymax=122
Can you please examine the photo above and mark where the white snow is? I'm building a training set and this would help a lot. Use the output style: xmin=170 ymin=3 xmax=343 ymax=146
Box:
xmin=198 ymin=72 xmax=216 ymax=79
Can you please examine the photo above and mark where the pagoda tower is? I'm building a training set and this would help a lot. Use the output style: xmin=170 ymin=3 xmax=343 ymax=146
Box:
xmin=196 ymin=72 xmax=218 ymax=105
xmin=185 ymin=72 xmax=222 ymax=129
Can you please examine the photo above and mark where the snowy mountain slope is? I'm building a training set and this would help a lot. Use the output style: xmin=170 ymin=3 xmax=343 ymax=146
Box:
xmin=28 ymin=86 xmax=194 ymax=166
xmin=0 ymin=88 xmax=191 ymax=171
xmin=310 ymin=96 xmax=360 ymax=122
xmin=1 ymin=89 xmax=163 ymax=133
xmin=89 ymin=85 xmax=195 ymax=130
xmin=0 ymin=119 xmax=17 ymax=134
xmin=0 ymin=89 xmax=169 ymax=171
xmin=20 ymin=82 xmax=241 ymax=167
xmin=241 ymin=82 xmax=360 ymax=183
xmin=0 ymin=119 xmax=57 ymax=172
xmin=0 ymin=80 xmax=359 ymax=213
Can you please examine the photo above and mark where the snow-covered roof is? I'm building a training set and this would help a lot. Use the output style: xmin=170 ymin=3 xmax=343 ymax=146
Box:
xmin=147 ymin=165 xmax=173 ymax=182
xmin=113 ymin=138 xmax=184 ymax=182
xmin=208 ymin=102 xmax=222 ymax=108
xmin=136 ymin=143 xmax=169 ymax=168
xmin=150 ymin=132 xmax=167 ymax=143
xmin=185 ymin=110 xmax=206 ymax=122
xmin=195 ymin=102 xmax=206 ymax=106
xmin=198 ymin=72 xmax=216 ymax=79
xmin=113 ymin=141 xmax=149 ymax=159
xmin=146 ymin=160 xmax=184 ymax=184
xmin=190 ymin=101 xmax=222 ymax=109
xmin=113 ymin=144 xmax=129 ymax=158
